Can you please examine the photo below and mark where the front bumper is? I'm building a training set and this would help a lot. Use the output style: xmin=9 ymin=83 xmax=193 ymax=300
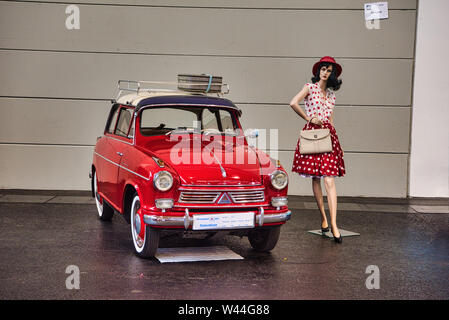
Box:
xmin=143 ymin=208 xmax=291 ymax=230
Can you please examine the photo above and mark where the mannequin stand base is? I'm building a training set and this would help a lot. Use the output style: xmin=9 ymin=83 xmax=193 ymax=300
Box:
xmin=308 ymin=229 xmax=360 ymax=238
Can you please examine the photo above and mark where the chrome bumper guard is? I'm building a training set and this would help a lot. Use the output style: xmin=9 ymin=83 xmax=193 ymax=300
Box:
xmin=143 ymin=208 xmax=291 ymax=229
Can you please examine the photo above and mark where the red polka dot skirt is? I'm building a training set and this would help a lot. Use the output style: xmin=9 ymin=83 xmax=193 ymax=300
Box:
xmin=292 ymin=122 xmax=346 ymax=178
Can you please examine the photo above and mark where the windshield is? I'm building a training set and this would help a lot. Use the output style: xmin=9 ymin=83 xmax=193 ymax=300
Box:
xmin=139 ymin=106 xmax=239 ymax=136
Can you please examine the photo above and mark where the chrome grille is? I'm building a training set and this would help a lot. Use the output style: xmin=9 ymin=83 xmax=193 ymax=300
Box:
xmin=228 ymin=190 xmax=265 ymax=203
xmin=179 ymin=191 xmax=221 ymax=204
xmin=179 ymin=189 xmax=265 ymax=204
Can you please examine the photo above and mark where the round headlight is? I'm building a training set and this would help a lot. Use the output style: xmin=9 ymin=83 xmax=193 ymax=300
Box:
xmin=153 ymin=171 xmax=173 ymax=192
xmin=270 ymin=170 xmax=288 ymax=190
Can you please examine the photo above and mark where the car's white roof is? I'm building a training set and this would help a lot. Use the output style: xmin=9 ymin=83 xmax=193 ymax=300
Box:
xmin=116 ymin=90 xmax=202 ymax=107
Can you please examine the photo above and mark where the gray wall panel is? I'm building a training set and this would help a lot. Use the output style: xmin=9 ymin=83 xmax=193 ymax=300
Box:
xmin=0 ymin=98 xmax=410 ymax=152
xmin=0 ymin=145 xmax=407 ymax=197
xmin=0 ymin=98 xmax=108 ymax=145
xmin=0 ymin=2 xmax=415 ymax=58
xmin=0 ymin=99 xmax=409 ymax=154
xmin=0 ymin=51 xmax=413 ymax=106
xmin=240 ymin=104 xmax=411 ymax=153
xmin=0 ymin=144 xmax=93 ymax=190
xmin=278 ymin=151 xmax=408 ymax=197
xmin=22 ymin=0 xmax=417 ymax=9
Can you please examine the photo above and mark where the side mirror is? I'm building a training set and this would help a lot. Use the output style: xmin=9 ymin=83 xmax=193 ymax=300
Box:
xmin=245 ymin=128 xmax=259 ymax=139
xmin=245 ymin=129 xmax=259 ymax=147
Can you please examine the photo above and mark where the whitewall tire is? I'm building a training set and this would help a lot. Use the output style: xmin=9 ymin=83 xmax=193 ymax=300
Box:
xmin=130 ymin=193 xmax=160 ymax=258
xmin=93 ymin=171 xmax=114 ymax=221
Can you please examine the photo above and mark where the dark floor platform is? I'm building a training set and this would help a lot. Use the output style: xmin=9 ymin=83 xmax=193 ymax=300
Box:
xmin=0 ymin=193 xmax=448 ymax=300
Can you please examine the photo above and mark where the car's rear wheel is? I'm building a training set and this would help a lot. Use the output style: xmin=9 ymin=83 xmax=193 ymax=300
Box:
xmin=248 ymin=226 xmax=281 ymax=252
xmin=130 ymin=193 xmax=160 ymax=258
xmin=93 ymin=171 xmax=114 ymax=221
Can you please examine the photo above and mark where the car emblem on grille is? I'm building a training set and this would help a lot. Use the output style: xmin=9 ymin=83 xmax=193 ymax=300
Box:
xmin=217 ymin=193 xmax=232 ymax=204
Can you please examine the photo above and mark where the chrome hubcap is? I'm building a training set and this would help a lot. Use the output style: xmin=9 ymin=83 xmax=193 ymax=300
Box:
xmin=94 ymin=173 xmax=103 ymax=216
xmin=134 ymin=213 xmax=141 ymax=235
xmin=132 ymin=198 xmax=144 ymax=248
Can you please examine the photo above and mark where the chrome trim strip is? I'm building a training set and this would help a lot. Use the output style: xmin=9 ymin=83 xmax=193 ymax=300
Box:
xmin=181 ymin=194 xmax=221 ymax=197
xmin=260 ymin=211 xmax=291 ymax=225
xmin=144 ymin=215 xmax=185 ymax=227
xmin=228 ymin=190 xmax=265 ymax=203
xmin=173 ymin=204 xmax=269 ymax=208
xmin=228 ymin=190 xmax=266 ymax=194
xmin=230 ymin=199 xmax=265 ymax=204
xmin=94 ymin=152 xmax=150 ymax=181
xmin=203 ymin=144 xmax=227 ymax=178
xmin=180 ymin=184 xmax=263 ymax=188
xmin=184 ymin=208 xmax=190 ymax=229
xmin=143 ymin=210 xmax=291 ymax=228
xmin=179 ymin=191 xmax=221 ymax=204
xmin=152 ymin=156 xmax=165 ymax=168
xmin=106 ymin=135 xmax=134 ymax=146
xmin=129 ymin=112 xmax=136 ymax=143
xmin=178 ymin=187 xmax=265 ymax=191
xmin=178 ymin=190 xmax=265 ymax=204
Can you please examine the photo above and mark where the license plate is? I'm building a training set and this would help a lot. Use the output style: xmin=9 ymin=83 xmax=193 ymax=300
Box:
xmin=192 ymin=212 xmax=255 ymax=230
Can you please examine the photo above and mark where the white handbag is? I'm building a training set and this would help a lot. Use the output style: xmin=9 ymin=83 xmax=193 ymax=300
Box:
xmin=299 ymin=122 xmax=333 ymax=155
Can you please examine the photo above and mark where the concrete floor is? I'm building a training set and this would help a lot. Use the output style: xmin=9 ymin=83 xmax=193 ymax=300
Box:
xmin=0 ymin=192 xmax=448 ymax=300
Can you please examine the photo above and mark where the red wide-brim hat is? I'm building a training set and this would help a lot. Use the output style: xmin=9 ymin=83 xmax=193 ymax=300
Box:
xmin=312 ymin=56 xmax=342 ymax=77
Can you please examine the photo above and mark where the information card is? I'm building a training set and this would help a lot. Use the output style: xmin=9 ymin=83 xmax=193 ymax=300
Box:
xmin=364 ymin=2 xmax=389 ymax=20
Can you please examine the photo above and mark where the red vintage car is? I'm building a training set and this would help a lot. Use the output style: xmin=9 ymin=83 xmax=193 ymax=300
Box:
xmin=91 ymin=78 xmax=290 ymax=258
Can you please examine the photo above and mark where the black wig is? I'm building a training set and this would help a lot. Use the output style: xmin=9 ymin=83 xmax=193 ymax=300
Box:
xmin=311 ymin=62 xmax=342 ymax=91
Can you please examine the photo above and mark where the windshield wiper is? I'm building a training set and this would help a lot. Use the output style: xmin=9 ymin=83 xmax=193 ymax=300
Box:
xmin=201 ymin=129 xmax=237 ymax=136
xmin=165 ymin=127 xmax=196 ymax=135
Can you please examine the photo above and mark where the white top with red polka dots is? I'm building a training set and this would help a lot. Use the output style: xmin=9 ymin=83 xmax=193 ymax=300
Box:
xmin=304 ymin=82 xmax=336 ymax=122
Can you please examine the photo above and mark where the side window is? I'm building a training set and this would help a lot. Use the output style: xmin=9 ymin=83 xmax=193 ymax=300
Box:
xmin=107 ymin=107 xmax=120 ymax=134
xmin=202 ymin=109 xmax=219 ymax=130
xmin=128 ymin=114 xmax=135 ymax=139
xmin=115 ymin=107 xmax=134 ymax=138
xmin=219 ymin=109 xmax=235 ymax=132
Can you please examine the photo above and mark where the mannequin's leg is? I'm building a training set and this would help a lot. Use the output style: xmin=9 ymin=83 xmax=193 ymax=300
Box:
xmin=323 ymin=176 xmax=340 ymax=237
xmin=312 ymin=178 xmax=328 ymax=228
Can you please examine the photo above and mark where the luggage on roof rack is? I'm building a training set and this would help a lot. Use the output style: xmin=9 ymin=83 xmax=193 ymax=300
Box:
xmin=177 ymin=74 xmax=223 ymax=93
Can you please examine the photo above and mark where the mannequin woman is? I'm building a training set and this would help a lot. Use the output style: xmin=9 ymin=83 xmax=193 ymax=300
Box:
xmin=289 ymin=56 xmax=346 ymax=243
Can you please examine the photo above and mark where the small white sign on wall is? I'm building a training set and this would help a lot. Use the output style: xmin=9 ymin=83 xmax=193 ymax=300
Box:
xmin=364 ymin=2 xmax=389 ymax=20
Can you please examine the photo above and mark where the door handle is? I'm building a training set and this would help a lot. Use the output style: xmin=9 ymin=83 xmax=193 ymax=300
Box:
xmin=117 ymin=152 xmax=123 ymax=156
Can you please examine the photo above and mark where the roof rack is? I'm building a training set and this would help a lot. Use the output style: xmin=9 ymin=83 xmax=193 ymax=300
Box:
xmin=117 ymin=74 xmax=230 ymax=101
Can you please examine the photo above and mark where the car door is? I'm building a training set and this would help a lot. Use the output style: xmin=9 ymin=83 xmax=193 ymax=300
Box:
xmin=107 ymin=105 xmax=135 ymax=209
xmin=96 ymin=104 xmax=121 ymax=208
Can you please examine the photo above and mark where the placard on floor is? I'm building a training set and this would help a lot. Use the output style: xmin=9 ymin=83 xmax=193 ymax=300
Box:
xmin=155 ymin=246 xmax=244 ymax=263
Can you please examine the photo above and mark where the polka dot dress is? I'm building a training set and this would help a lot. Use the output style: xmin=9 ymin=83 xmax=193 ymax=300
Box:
xmin=292 ymin=82 xmax=346 ymax=178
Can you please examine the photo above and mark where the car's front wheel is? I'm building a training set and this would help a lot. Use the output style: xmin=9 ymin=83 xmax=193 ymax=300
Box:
xmin=130 ymin=193 xmax=160 ymax=258
xmin=93 ymin=171 xmax=114 ymax=221
xmin=248 ymin=226 xmax=281 ymax=252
